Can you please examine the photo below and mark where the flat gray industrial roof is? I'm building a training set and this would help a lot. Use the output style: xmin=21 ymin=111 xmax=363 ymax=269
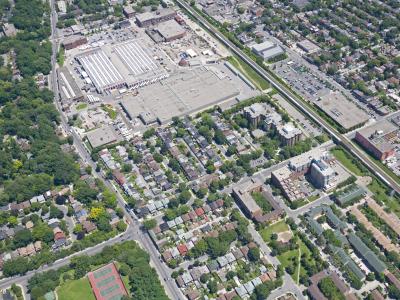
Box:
xmin=120 ymin=67 xmax=240 ymax=124
xmin=156 ymin=19 xmax=185 ymax=40
xmin=86 ymin=125 xmax=119 ymax=148
xmin=315 ymin=91 xmax=369 ymax=129
xmin=356 ymin=118 xmax=398 ymax=152
xmin=58 ymin=66 xmax=83 ymax=101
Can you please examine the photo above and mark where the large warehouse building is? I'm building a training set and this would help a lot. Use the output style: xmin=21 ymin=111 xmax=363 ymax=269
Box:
xmin=76 ymin=49 xmax=125 ymax=93
xmin=75 ymin=40 xmax=168 ymax=93
xmin=120 ymin=67 xmax=240 ymax=124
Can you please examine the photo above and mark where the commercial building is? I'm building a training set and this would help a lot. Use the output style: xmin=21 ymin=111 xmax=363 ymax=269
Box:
xmin=354 ymin=119 xmax=398 ymax=161
xmin=120 ymin=67 xmax=239 ymax=124
xmin=62 ymin=35 xmax=88 ymax=50
xmin=57 ymin=67 xmax=84 ymax=102
xmin=251 ymin=41 xmax=285 ymax=60
xmin=135 ymin=8 xmax=177 ymax=27
xmin=155 ymin=19 xmax=186 ymax=42
xmin=76 ymin=49 xmax=125 ymax=93
xmin=86 ymin=125 xmax=119 ymax=149
xmin=74 ymin=40 xmax=167 ymax=94
xmin=147 ymin=19 xmax=186 ymax=43
xmin=276 ymin=122 xmax=302 ymax=146
xmin=296 ymin=39 xmax=320 ymax=54
xmin=314 ymin=91 xmax=369 ymax=130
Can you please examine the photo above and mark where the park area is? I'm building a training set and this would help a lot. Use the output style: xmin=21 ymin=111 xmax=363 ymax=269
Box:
xmin=259 ymin=220 xmax=289 ymax=243
xmin=57 ymin=277 xmax=95 ymax=300
xmin=277 ymin=239 xmax=312 ymax=284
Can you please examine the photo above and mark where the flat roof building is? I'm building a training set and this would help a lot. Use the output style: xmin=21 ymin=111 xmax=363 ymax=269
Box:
xmin=76 ymin=49 xmax=125 ymax=93
xmin=123 ymin=6 xmax=135 ymax=18
xmin=355 ymin=118 xmax=398 ymax=161
xmin=232 ymin=178 xmax=263 ymax=219
xmin=252 ymin=41 xmax=285 ymax=60
xmin=309 ymin=159 xmax=335 ymax=190
xmin=297 ymin=39 xmax=320 ymax=54
xmin=62 ymin=35 xmax=88 ymax=50
xmin=57 ymin=67 xmax=84 ymax=102
xmin=276 ymin=122 xmax=302 ymax=146
xmin=136 ymin=8 xmax=177 ymax=27
xmin=243 ymin=103 xmax=269 ymax=127
xmin=232 ymin=178 xmax=284 ymax=223
xmin=315 ymin=91 xmax=369 ymax=130
xmin=120 ymin=67 xmax=239 ymax=124
xmin=86 ymin=125 xmax=119 ymax=149
xmin=155 ymin=19 xmax=186 ymax=42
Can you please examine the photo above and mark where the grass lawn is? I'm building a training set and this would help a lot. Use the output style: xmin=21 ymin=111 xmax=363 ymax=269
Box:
xmin=101 ymin=105 xmax=118 ymax=119
xmin=259 ymin=220 xmax=289 ymax=243
xmin=227 ymin=56 xmax=270 ymax=90
xmin=76 ymin=103 xmax=88 ymax=110
xmin=252 ymin=192 xmax=273 ymax=214
xmin=368 ymin=178 xmax=400 ymax=217
xmin=57 ymin=277 xmax=95 ymax=300
xmin=330 ymin=148 xmax=364 ymax=176
xmin=277 ymin=239 xmax=311 ymax=283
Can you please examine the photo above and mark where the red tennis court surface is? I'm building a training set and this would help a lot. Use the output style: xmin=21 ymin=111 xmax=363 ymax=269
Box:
xmin=87 ymin=262 xmax=128 ymax=300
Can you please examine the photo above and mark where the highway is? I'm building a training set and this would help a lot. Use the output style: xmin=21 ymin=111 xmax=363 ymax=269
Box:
xmin=175 ymin=0 xmax=400 ymax=195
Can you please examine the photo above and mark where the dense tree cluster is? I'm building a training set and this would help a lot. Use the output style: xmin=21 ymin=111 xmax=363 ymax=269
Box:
xmin=27 ymin=241 xmax=168 ymax=300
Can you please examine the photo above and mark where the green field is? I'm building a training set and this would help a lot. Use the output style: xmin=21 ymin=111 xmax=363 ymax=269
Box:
xmin=277 ymin=240 xmax=311 ymax=283
xmin=331 ymin=148 xmax=364 ymax=176
xmin=252 ymin=192 xmax=273 ymax=214
xmin=76 ymin=103 xmax=88 ymax=110
xmin=101 ymin=105 xmax=118 ymax=119
xmin=57 ymin=277 xmax=95 ymax=300
xmin=259 ymin=220 xmax=289 ymax=243
xmin=227 ymin=56 xmax=270 ymax=90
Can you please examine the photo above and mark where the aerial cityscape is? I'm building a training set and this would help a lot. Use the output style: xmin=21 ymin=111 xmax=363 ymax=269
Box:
xmin=0 ymin=0 xmax=399 ymax=299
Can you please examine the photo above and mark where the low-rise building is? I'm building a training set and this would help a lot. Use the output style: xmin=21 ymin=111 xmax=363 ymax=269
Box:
xmin=251 ymin=41 xmax=285 ymax=60
xmin=135 ymin=8 xmax=177 ymax=27
xmin=355 ymin=118 xmax=398 ymax=161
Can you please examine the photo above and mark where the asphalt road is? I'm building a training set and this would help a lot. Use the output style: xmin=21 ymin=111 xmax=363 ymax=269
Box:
xmin=175 ymin=0 xmax=400 ymax=195
xmin=0 ymin=1 xmax=186 ymax=299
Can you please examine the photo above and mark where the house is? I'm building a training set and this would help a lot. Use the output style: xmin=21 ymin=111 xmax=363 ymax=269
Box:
xmin=82 ymin=221 xmax=97 ymax=233
xmin=25 ymin=221 xmax=34 ymax=230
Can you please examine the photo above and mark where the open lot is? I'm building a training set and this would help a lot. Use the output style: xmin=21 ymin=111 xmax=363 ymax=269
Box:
xmin=259 ymin=220 xmax=289 ymax=243
xmin=57 ymin=277 xmax=95 ymax=300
